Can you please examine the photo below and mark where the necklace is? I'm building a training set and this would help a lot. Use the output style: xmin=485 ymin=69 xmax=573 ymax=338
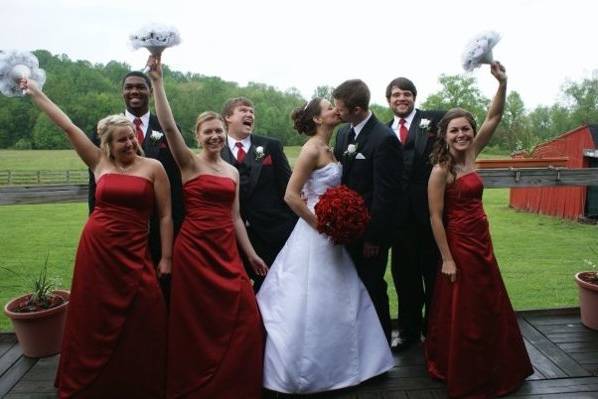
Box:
xmin=454 ymin=163 xmax=473 ymax=174
xmin=114 ymin=158 xmax=136 ymax=173
xmin=206 ymin=161 xmax=223 ymax=174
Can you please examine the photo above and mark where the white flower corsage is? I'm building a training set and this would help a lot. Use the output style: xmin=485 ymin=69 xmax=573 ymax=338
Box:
xmin=343 ymin=143 xmax=358 ymax=159
xmin=149 ymin=130 xmax=164 ymax=143
xmin=255 ymin=146 xmax=265 ymax=161
xmin=419 ymin=118 xmax=431 ymax=130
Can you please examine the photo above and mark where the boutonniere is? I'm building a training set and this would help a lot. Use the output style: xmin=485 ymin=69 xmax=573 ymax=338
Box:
xmin=149 ymin=130 xmax=164 ymax=143
xmin=343 ymin=143 xmax=358 ymax=159
xmin=255 ymin=146 xmax=266 ymax=161
xmin=419 ymin=118 xmax=431 ymax=130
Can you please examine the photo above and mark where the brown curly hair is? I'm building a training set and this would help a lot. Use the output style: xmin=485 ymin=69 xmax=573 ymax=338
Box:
xmin=429 ymin=108 xmax=477 ymax=179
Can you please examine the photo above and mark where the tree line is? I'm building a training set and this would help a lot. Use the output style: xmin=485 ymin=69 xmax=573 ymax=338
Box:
xmin=1 ymin=50 xmax=596 ymax=152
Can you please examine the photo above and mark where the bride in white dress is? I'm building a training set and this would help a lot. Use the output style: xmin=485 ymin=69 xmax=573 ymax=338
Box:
xmin=257 ymin=98 xmax=394 ymax=394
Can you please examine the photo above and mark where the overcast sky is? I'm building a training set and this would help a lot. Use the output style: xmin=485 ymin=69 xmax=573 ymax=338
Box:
xmin=2 ymin=0 xmax=597 ymax=110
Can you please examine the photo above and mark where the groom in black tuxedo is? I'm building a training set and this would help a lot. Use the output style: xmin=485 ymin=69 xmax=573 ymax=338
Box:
xmin=220 ymin=97 xmax=297 ymax=292
xmin=333 ymin=79 xmax=403 ymax=342
xmin=88 ymin=71 xmax=184 ymax=302
xmin=386 ymin=77 xmax=445 ymax=351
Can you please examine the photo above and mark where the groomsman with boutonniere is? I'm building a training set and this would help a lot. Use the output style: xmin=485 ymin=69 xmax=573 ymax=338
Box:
xmin=385 ymin=77 xmax=445 ymax=351
xmin=88 ymin=71 xmax=184 ymax=304
xmin=220 ymin=97 xmax=297 ymax=292
xmin=333 ymin=79 xmax=403 ymax=343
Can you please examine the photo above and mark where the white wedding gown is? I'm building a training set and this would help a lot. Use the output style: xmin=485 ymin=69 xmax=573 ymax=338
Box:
xmin=257 ymin=162 xmax=394 ymax=394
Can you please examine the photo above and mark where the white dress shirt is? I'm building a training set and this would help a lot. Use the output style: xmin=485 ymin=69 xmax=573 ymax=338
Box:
xmin=227 ymin=135 xmax=252 ymax=159
xmin=125 ymin=110 xmax=150 ymax=138
xmin=351 ymin=111 xmax=373 ymax=140
xmin=391 ymin=109 xmax=417 ymax=141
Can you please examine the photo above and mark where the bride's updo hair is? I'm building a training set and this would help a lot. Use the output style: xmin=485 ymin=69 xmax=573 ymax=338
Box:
xmin=97 ymin=114 xmax=144 ymax=159
xmin=290 ymin=97 xmax=322 ymax=136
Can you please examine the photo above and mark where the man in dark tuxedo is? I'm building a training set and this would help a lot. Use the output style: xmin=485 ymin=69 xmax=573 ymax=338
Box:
xmin=220 ymin=97 xmax=297 ymax=292
xmin=88 ymin=71 xmax=184 ymax=302
xmin=332 ymin=79 xmax=403 ymax=343
xmin=386 ymin=77 xmax=445 ymax=351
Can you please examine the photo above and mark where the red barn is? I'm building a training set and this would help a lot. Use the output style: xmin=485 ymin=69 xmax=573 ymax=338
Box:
xmin=509 ymin=125 xmax=598 ymax=220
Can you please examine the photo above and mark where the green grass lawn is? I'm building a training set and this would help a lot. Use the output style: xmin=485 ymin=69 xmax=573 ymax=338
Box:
xmin=1 ymin=189 xmax=595 ymax=331
xmin=1 ymin=147 xmax=594 ymax=331
xmin=0 ymin=146 xmax=500 ymax=171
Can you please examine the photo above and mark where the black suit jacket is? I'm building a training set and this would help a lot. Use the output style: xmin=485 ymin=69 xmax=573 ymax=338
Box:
xmin=221 ymin=134 xmax=297 ymax=259
xmin=388 ymin=109 xmax=445 ymax=225
xmin=334 ymin=113 xmax=403 ymax=247
xmin=88 ymin=113 xmax=184 ymax=262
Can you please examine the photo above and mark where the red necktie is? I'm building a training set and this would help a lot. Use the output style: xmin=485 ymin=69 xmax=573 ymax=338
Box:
xmin=399 ymin=118 xmax=408 ymax=144
xmin=235 ymin=142 xmax=246 ymax=163
xmin=133 ymin=118 xmax=144 ymax=144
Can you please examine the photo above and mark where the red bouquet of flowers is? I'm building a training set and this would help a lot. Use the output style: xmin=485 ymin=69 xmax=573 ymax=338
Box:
xmin=314 ymin=185 xmax=370 ymax=245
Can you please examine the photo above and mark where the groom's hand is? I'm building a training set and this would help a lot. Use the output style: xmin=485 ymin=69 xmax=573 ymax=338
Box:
xmin=363 ymin=242 xmax=380 ymax=258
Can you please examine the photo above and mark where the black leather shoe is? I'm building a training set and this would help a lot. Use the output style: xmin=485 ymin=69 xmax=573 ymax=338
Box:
xmin=391 ymin=336 xmax=419 ymax=352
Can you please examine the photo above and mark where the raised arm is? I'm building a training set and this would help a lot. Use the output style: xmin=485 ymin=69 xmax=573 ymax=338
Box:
xmin=284 ymin=143 xmax=320 ymax=229
xmin=428 ymin=165 xmax=456 ymax=282
xmin=21 ymin=79 xmax=101 ymax=169
xmin=231 ymin=168 xmax=269 ymax=276
xmin=473 ymin=61 xmax=507 ymax=155
xmin=146 ymin=55 xmax=196 ymax=173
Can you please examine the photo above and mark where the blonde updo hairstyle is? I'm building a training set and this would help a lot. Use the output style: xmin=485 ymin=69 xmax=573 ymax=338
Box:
xmin=194 ymin=111 xmax=226 ymax=146
xmin=96 ymin=114 xmax=144 ymax=159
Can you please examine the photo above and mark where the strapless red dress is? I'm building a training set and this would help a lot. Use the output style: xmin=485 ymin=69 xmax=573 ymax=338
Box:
xmin=167 ymin=175 xmax=264 ymax=399
xmin=56 ymin=174 xmax=167 ymax=398
xmin=425 ymin=172 xmax=533 ymax=398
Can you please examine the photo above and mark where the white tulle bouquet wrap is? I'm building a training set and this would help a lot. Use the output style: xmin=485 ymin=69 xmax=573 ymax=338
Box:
xmin=461 ymin=31 xmax=501 ymax=72
xmin=129 ymin=24 xmax=181 ymax=72
xmin=0 ymin=50 xmax=46 ymax=97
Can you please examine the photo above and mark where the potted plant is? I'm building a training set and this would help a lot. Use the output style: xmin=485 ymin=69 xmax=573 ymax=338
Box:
xmin=3 ymin=256 xmax=69 ymax=357
xmin=575 ymin=253 xmax=598 ymax=331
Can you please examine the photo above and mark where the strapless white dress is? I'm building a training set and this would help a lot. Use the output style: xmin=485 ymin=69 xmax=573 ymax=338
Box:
xmin=257 ymin=163 xmax=394 ymax=393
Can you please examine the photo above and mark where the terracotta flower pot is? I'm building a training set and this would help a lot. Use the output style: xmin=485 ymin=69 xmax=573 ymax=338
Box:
xmin=575 ymin=272 xmax=598 ymax=330
xmin=3 ymin=289 xmax=69 ymax=358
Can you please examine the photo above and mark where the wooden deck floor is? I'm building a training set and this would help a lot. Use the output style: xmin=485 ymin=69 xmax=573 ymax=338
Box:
xmin=1 ymin=308 xmax=597 ymax=398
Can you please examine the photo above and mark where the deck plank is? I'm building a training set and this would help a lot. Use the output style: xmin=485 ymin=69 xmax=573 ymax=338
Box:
xmin=2 ymin=309 xmax=597 ymax=397
xmin=518 ymin=317 xmax=591 ymax=377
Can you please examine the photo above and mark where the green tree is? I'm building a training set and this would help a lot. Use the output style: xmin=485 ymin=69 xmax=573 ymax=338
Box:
xmin=421 ymin=74 xmax=489 ymax=125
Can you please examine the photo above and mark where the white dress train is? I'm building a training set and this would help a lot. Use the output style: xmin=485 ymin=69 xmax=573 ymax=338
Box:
xmin=257 ymin=162 xmax=394 ymax=394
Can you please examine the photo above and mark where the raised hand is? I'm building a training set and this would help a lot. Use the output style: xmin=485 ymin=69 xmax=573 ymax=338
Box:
xmin=146 ymin=55 xmax=163 ymax=82
xmin=490 ymin=61 xmax=507 ymax=83
xmin=19 ymin=78 xmax=41 ymax=96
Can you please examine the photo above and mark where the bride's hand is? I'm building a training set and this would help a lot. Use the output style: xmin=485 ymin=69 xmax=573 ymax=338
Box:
xmin=249 ymin=254 xmax=268 ymax=277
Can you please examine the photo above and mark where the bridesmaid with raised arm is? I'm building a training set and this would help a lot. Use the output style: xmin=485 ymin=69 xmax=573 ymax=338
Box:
xmin=146 ymin=55 xmax=267 ymax=399
xmin=20 ymin=79 xmax=171 ymax=398
xmin=425 ymin=62 xmax=533 ymax=398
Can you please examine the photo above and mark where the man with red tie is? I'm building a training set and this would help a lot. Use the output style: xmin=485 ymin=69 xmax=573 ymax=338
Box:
xmin=88 ymin=71 xmax=184 ymax=303
xmin=386 ymin=77 xmax=445 ymax=351
xmin=220 ymin=97 xmax=297 ymax=292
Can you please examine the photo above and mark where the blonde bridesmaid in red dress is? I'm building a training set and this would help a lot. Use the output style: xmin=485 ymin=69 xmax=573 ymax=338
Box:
xmin=425 ymin=62 xmax=533 ymax=398
xmin=148 ymin=55 xmax=267 ymax=399
xmin=21 ymin=79 xmax=172 ymax=398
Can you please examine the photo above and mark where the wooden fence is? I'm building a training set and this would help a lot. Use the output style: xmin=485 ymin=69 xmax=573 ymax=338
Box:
xmin=0 ymin=170 xmax=88 ymax=186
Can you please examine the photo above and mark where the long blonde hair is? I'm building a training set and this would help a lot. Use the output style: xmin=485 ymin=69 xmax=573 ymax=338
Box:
xmin=96 ymin=115 xmax=144 ymax=158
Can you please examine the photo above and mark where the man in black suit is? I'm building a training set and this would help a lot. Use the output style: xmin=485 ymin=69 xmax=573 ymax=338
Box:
xmin=88 ymin=71 xmax=184 ymax=302
xmin=386 ymin=77 xmax=445 ymax=351
xmin=333 ymin=79 xmax=403 ymax=343
xmin=220 ymin=97 xmax=297 ymax=292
